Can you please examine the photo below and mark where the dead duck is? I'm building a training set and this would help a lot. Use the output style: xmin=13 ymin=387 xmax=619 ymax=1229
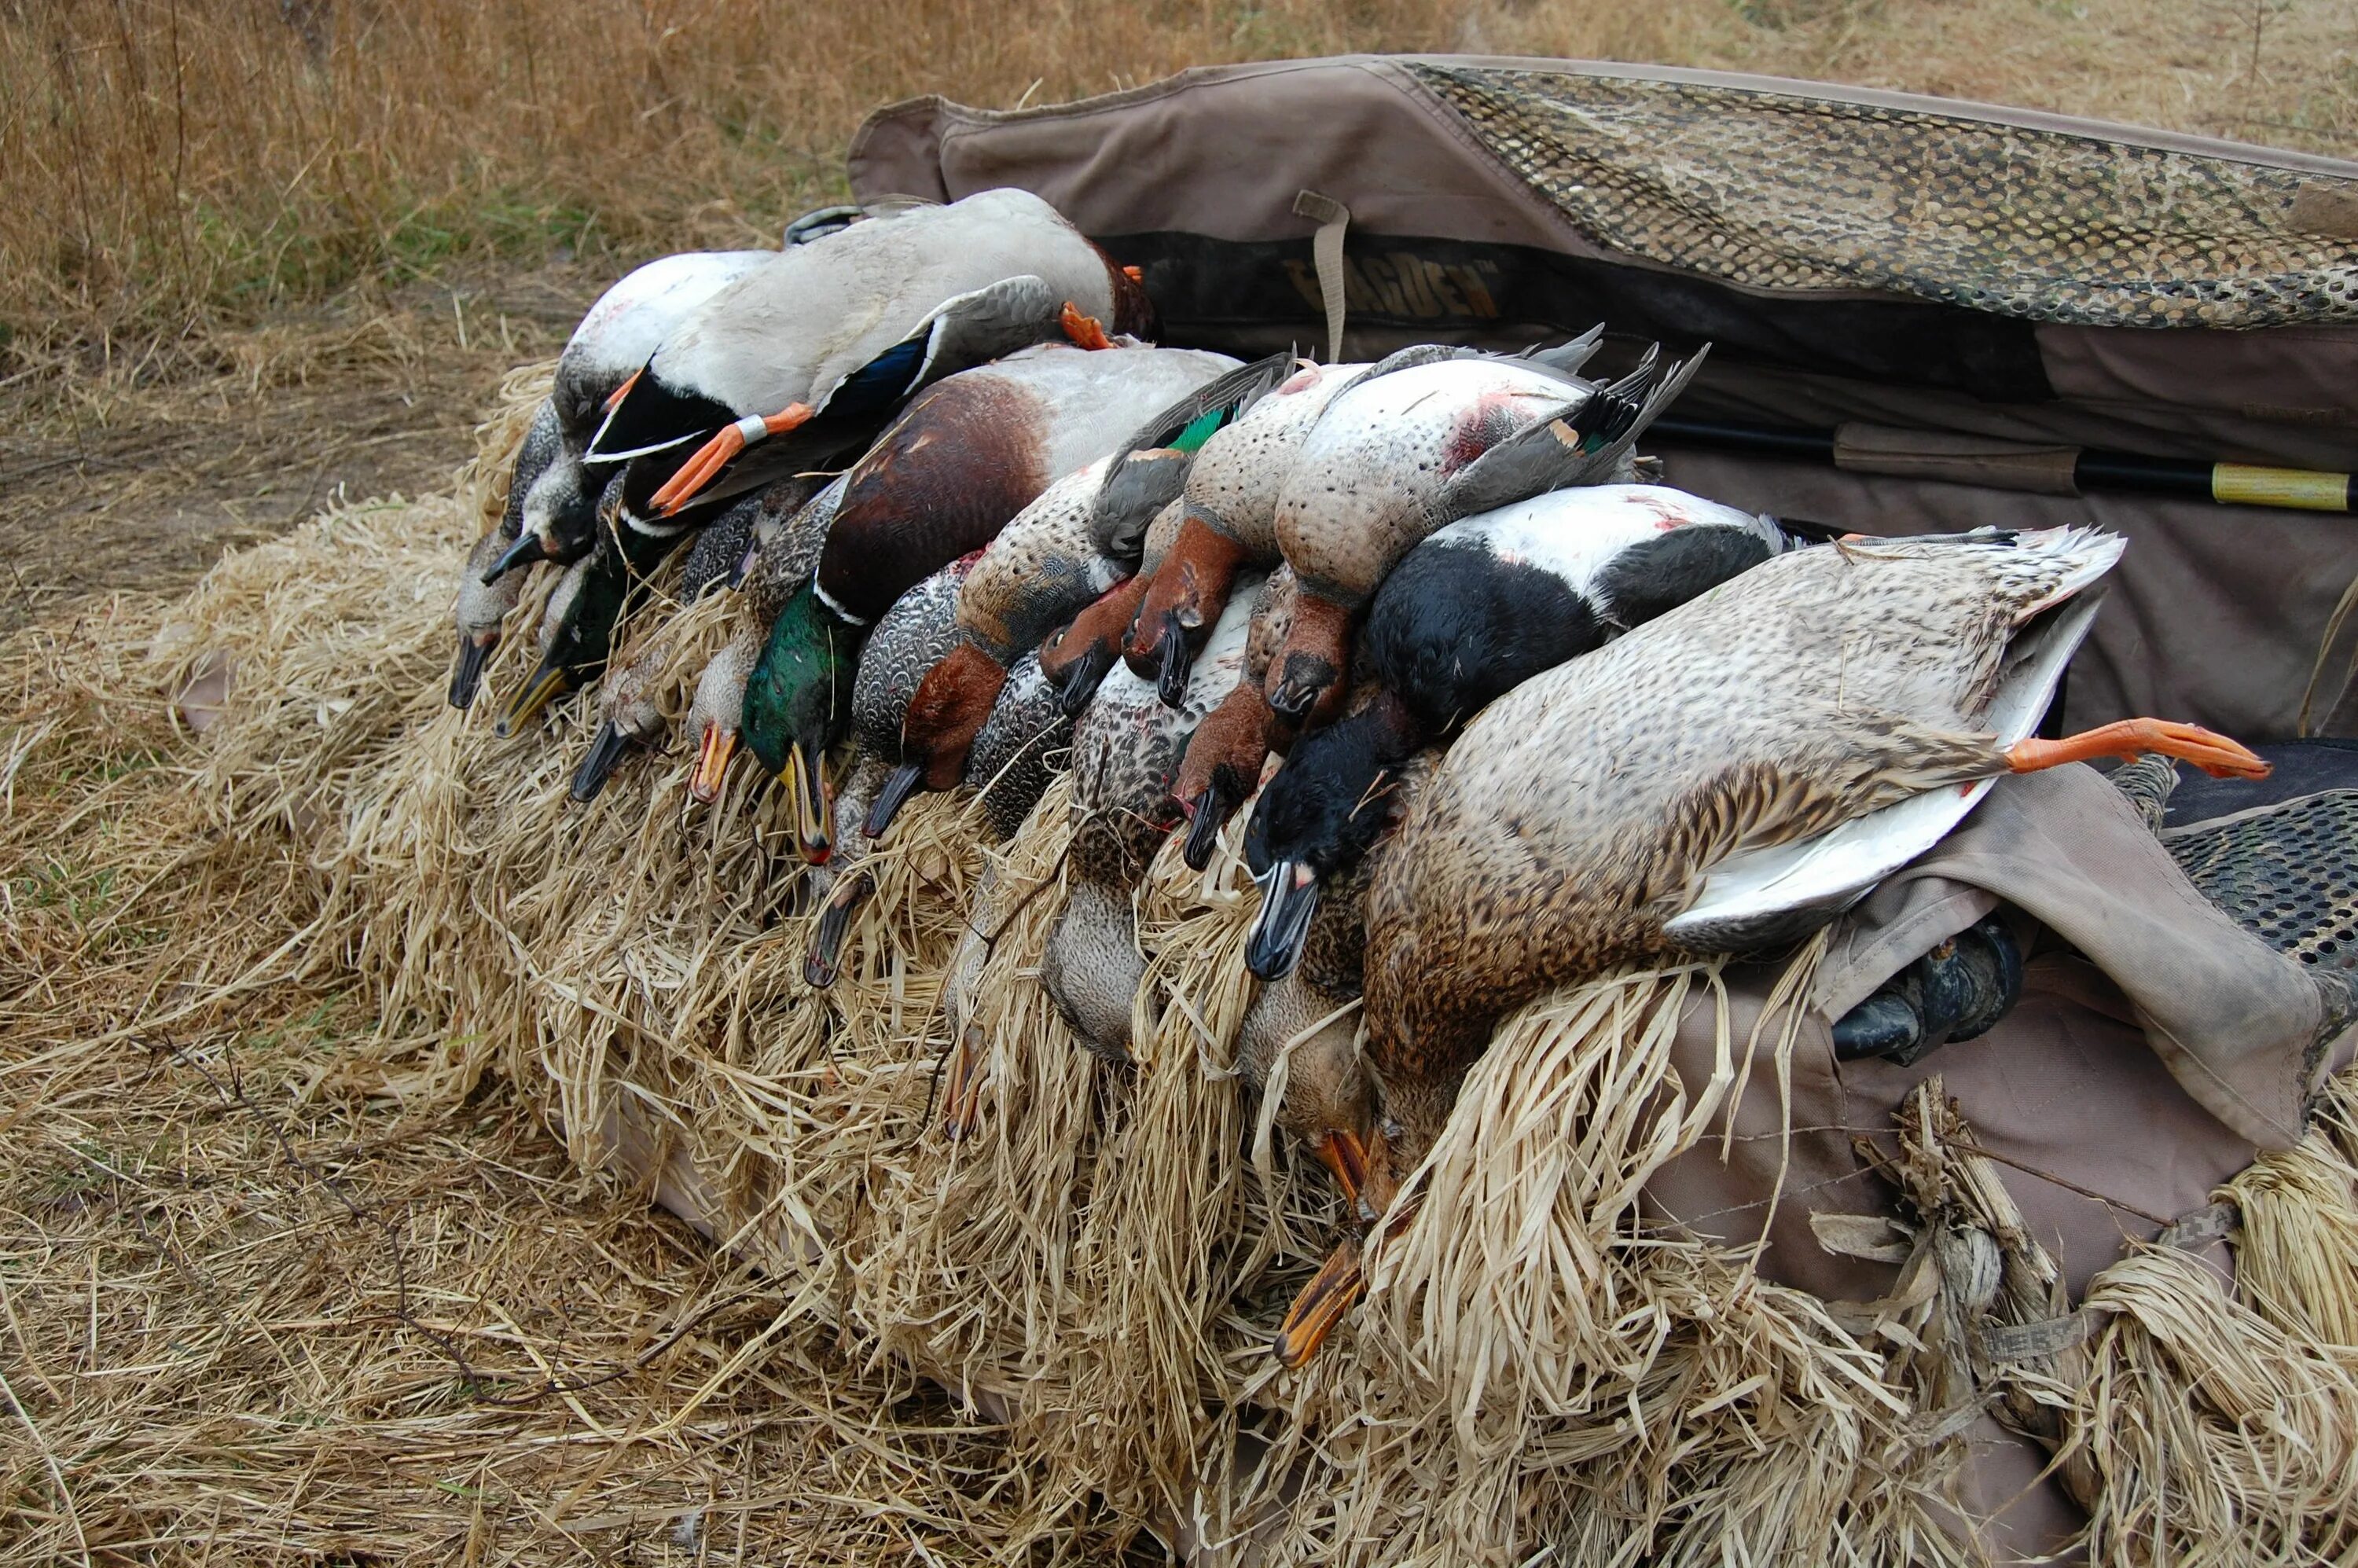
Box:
xmin=1033 ymin=351 xmax=1296 ymax=709
xmin=679 ymin=477 xmax=850 ymax=810
xmin=1243 ymin=484 xmax=1791 ymax=979
xmin=1103 ymin=358 xmax=1373 ymax=710
xmin=735 ymin=343 xmax=1239 ymax=855
xmin=804 ymin=557 xmax=1072 ymax=986
xmin=1170 ymin=565 xmax=1299 ymax=869
xmin=570 ymin=475 xmax=832 ymax=802
xmin=869 ymin=455 xmax=1135 ymax=838
xmin=449 ymin=401 xmax=564 ymax=708
xmin=1040 ymin=574 xmax=1264 ymax=1059
xmin=590 ymin=189 xmax=1155 ymax=521
xmin=494 ymin=470 xmax=671 ymax=736
xmin=1264 ymin=341 xmax=1704 ymax=734
xmin=479 ymin=248 xmax=770 ymax=586
xmin=1270 ymin=526 xmax=2270 ymax=1364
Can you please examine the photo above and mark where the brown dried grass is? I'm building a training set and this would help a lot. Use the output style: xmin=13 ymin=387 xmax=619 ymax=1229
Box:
xmin=12 ymin=384 xmax=2358 ymax=1563
xmin=7 ymin=0 xmax=2354 ymax=376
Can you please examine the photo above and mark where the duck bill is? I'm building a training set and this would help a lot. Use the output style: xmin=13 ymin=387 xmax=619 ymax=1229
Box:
xmin=1310 ymin=1129 xmax=1372 ymax=1210
xmin=1244 ymin=859 xmax=1320 ymax=981
xmin=482 ymin=531 xmax=549 ymax=585
xmin=688 ymin=723 xmax=736 ymax=804
xmin=862 ymin=762 xmax=925 ymax=841
xmin=447 ymin=632 xmax=497 ymax=710
xmin=1052 ymin=638 xmax=1118 ymax=718
xmin=783 ymin=740 xmax=833 ymax=865
xmin=567 ymin=718 xmax=633 ymax=802
xmin=1180 ymin=775 xmax=1238 ymax=872
xmin=803 ymin=869 xmax=876 ymax=989
xmin=1273 ymin=1236 xmax=1365 ymax=1368
xmin=495 ymin=661 xmax=572 ymax=737
xmin=1151 ymin=608 xmax=1195 ymax=707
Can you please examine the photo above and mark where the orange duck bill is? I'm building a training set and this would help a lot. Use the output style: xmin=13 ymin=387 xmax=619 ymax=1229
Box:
xmin=781 ymin=739 xmax=834 ymax=864
xmin=648 ymin=404 xmax=814 ymax=516
xmin=688 ymin=722 xmax=737 ymax=804
xmin=1275 ymin=1237 xmax=1366 ymax=1368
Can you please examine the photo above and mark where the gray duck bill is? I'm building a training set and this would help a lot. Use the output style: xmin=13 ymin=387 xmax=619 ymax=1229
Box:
xmin=567 ymin=719 xmax=634 ymax=803
xmin=481 ymin=531 xmax=549 ymax=585
xmin=1244 ymin=858 xmax=1320 ymax=982
xmin=862 ymin=762 xmax=925 ymax=840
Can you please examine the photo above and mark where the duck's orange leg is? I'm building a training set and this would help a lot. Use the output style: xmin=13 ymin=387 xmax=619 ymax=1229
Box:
xmin=1060 ymin=302 xmax=1112 ymax=351
xmin=942 ymin=1025 xmax=990 ymax=1141
xmin=650 ymin=404 xmax=814 ymax=516
xmin=1274 ymin=1237 xmax=1365 ymax=1368
xmin=2007 ymin=718 xmax=2269 ymax=781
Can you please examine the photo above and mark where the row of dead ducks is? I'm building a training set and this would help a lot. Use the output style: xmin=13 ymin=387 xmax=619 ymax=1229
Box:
xmin=446 ymin=190 xmax=2269 ymax=1364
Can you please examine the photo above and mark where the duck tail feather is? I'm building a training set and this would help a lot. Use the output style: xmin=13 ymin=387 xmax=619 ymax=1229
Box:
xmin=1434 ymin=343 xmax=1710 ymax=521
xmin=1514 ymin=322 xmax=1607 ymax=384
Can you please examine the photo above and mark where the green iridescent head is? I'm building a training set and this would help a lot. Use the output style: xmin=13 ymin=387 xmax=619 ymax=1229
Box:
xmin=742 ymin=582 xmax=862 ymax=861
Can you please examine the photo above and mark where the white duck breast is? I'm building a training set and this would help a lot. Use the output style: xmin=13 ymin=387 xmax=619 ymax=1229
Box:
xmin=635 ymin=189 xmax=1120 ymax=424
xmin=1000 ymin=343 xmax=1245 ymax=479
xmin=1420 ymin=484 xmax=1783 ymax=607
xmin=553 ymin=249 xmax=770 ymax=427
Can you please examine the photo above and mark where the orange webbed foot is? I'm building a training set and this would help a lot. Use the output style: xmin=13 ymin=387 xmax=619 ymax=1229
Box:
xmin=650 ymin=403 xmax=814 ymax=515
xmin=1274 ymin=1237 xmax=1365 ymax=1368
xmin=1060 ymin=302 xmax=1113 ymax=351
xmin=2007 ymin=717 xmax=2270 ymax=781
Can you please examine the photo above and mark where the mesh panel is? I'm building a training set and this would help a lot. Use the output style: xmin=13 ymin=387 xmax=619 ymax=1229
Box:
xmin=1410 ymin=64 xmax=2358 ymax=329
xmin=2164 ymin=791 xmax=2358 ymax=977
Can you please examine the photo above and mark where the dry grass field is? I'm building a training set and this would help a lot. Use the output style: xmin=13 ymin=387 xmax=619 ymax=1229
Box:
xmin=3 ymin=3 xmax=2356 ymax=1562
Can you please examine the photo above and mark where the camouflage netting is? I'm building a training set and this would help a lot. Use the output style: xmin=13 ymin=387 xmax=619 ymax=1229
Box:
xmin=1410 ymin=63 xmax=2358 ymax=328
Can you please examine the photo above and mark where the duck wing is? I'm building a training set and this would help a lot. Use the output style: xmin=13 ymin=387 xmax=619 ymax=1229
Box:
xmin=1434 ymin=343 xmax=1710 ymax=522
xmin=1361 ymin=324 xmax=1606 ymax=385
xmin=1089 ymin=351 xmax=1295 ymax=560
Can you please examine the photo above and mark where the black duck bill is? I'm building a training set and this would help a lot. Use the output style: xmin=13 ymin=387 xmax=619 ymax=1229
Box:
xmin=448 ymin=632 xmax=497 ymax=710
xmin=567 ymin=718 xmax=633 ymax=802
xmin=803 ymin=869 xmax=878 ymax=989
xmin=862 ymin=762 xmax=926 ymax=840
xmin=1243 ymin=857 xmax=1320 ymax=981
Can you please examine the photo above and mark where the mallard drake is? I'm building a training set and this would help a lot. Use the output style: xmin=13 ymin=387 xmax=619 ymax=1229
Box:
xmin=1039 ymin=574 xmax=1264 ymax=1059
xmin=1242 ymin=484 xmax=1790 ymax=979
xmin=590 ymin=189 xmax=1155 ymax=520
xmin=1033 ymin=351 xmax=1295 ymax=708
xmin=479 ymin=248 xmax=769 ymax=585
xmin=1170 ymin=565 xmax=1298 ymax=868
xmin=736 ymin=343 xmax=1239 ymax=854
xmin=567 ymin=476 xmax=831 ymax=802
xmin=449 ymin=402 xmax=564 ymax=707
xmin=1264 ymin=341 xmax=1703 ymax=733
xmin=1270 ymin=526 xmax=2270 ymax=1364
